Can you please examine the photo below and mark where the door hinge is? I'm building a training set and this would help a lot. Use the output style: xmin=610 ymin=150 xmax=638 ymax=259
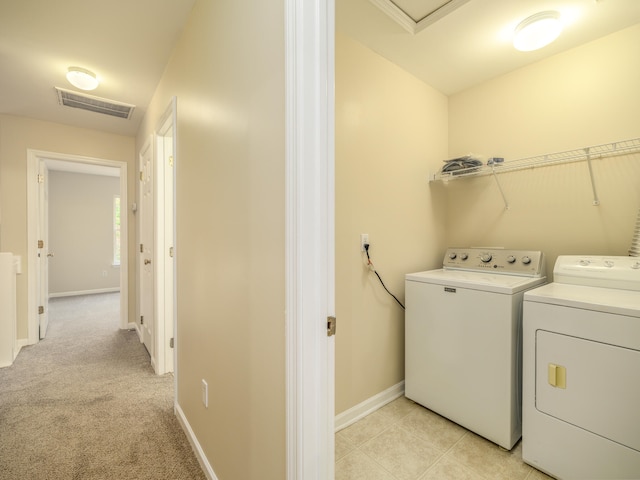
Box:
xmin=169 ymin=337 xmax=174 ymax=348
xmin=139 ymin=171 xmax=144 ymax=181
xmin=169 ymin=156 xmax=174 ymax=167
xmin=140 ymin=243 xmax=144 ymax=253
xmin=38 ymin=305 xmax=44 ymax=314
xmin=140 ymin=315 xmax=144 ymax=325
xmin=37 ymin=174 xmax=44 ymax=184
xmin=327 ymin=316 xmax=336 ymax=337
xmin=169 ymin=246 xmax=174 ymax=258
xmin=38 ymin=240 xmax=44 ymax=249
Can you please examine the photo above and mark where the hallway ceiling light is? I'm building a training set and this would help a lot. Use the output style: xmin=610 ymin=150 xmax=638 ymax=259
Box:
xmin=66 ymin=66 xmax=99 ymax=91
xmin=513 ymin=11 xmax=563 ymax=52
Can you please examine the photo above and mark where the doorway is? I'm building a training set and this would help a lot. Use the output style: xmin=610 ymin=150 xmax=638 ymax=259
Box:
xmin=136 ymin=98 xmax=177 ymax=376
xmin=27 ymin=150 xmax=129 ymax=345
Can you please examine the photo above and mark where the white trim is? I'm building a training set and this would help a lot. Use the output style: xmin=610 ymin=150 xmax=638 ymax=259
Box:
xmin=113 ymin=194 xmax=122 ymax=266
xmin=153 ymin=97 xmax=177 ymax=377
xmin=48 ymin=287 xmax=120 ymax=298
xmin=368 ymin=0 xmax=471 ymax=34
xmin=14 ymin=339 xmax=28 ymax=359
xmin=335 ymin=381 xmax=405 ymax=432
xmin=285 ymin=0 xmax=335 ymax=478
xmin=27 ymin=149 xmax=129 ymax=344
xmin=175 ymin=403 xmax=219 ymax=480
xmin=131 ymin=321 xmax=142 ymax=336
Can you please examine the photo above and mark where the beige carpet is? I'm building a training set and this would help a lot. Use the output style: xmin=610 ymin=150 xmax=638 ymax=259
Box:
xmin=0 ymin=293 xmax=206 ymax=480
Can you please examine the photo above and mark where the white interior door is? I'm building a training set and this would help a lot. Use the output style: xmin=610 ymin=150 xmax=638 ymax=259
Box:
xmin=37 ymin=161 xmax=50 ymax=339
xmin=139 ymin=140 xmax=155 ymax=363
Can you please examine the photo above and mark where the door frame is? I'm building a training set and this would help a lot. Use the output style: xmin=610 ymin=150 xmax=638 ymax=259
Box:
xmin=154 ymin=97 xmax=177 ymax=376
xmin=134 ymin=99 xmax=177 ymax=376
xmin=285 ymin=0 xmax=335 ymax=477
xmin=27 ymin=149 xmax=129 ymax=344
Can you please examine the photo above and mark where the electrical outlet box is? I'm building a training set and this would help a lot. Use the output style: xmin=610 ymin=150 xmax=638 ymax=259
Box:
xmin=360 ymin=234 xmax=369 ymax=252
xmin=201 ymin=379 xmax=208 ymax=408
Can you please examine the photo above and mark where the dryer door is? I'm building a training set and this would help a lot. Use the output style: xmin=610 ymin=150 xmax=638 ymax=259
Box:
xmin=536 ymin=329 xmax=640 ymax=452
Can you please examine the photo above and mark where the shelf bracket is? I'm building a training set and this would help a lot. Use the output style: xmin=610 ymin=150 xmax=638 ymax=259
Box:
xmin=491 ymin=167 xmax=509 ymax=210
xmin=585 ymin=147 xmax=600 ymax=206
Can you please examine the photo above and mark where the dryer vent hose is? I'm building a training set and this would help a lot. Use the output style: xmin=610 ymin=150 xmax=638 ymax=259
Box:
xmin=630 ymin=208 xmax=640 ymax=257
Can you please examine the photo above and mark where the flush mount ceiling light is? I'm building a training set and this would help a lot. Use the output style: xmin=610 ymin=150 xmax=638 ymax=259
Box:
xmin=513 ymin=11 xmax=563 ymax=52
xmin=66 ymin=66 xmax=99 ymax=91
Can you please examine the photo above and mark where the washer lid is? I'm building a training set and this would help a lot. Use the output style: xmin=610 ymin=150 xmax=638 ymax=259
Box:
xmin=406 ymin=269 xmax=547 ymax=294
xmin=524 ymin=282 xmax=640 ymax=317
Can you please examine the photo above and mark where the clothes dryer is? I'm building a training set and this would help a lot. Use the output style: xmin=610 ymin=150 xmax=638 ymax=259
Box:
xmin=523 ymin=255 xmax=640 ymax=479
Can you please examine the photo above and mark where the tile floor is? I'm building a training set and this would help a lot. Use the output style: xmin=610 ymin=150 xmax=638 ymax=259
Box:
xmin=335 ymin=396 xmax=555 ymax=480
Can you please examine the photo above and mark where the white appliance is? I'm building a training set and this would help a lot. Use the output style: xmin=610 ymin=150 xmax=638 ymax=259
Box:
xmin=405 ymin=247 xmax=546 ymax=450
xmin=523 ymin=255 xmax=640 ymax=479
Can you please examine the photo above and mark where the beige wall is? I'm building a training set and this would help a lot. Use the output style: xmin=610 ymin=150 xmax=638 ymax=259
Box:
xmin=135 ymin=0 xmax=285 ymax=478
xmin=447 ymin=24 xmax=640 ymax=276
xmin=335 ymin=23 xmax=640 ymax=415
xmin=0 ymin=115 xmax=135 ymax=339
xmin=48 ymin=171 xmax=120 ymax=295
xmin=335 ymin=33 xmax=448 ymax=414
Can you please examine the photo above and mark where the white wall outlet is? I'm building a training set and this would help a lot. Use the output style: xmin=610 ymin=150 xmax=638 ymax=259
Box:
xmin=201 ymin=379 xmax=208 ymax=408
xmin=360 ymin=234 xmax=369 ymax=252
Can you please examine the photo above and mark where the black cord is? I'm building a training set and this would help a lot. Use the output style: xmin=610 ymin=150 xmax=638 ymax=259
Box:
xmin=364 ymin=244 xmax=405 ymax=310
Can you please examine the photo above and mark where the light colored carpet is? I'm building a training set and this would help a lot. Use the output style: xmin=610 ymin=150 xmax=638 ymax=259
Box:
xmin=0 ymin=293 xmax=206 ymax=480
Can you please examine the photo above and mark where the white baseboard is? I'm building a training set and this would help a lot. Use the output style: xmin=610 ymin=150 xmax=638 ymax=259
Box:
xmin=14 ymin=338 xmax=30 ymax=357
xmin=2 ymin=339 xmax=31 ymax=368
xmin=175 ymin=402 xmax=219 ymax=480
xmin=49 ymin=287 xmax=120 ymax=298
xmin=334 ymin=381 xmax=405 ymax=432
xmin=174 ymin=383 xmax=405 ymax=475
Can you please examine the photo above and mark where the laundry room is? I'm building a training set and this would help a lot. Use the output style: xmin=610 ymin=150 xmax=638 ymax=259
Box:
xmin=334 ymin=0 xmax=640 ymax=431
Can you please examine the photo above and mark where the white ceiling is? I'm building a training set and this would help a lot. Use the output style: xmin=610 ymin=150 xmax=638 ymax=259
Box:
xmin=338 ymin=0 xmax=640 ymax=95
xmin=1 ymin=0 xmax=638 ymax=138
xmin=0 ymin=0 xmax=196 ymax=136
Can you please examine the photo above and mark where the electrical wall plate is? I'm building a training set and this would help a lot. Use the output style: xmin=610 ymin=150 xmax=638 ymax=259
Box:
xmin=360 ymin=234 xmax=369 ymax=252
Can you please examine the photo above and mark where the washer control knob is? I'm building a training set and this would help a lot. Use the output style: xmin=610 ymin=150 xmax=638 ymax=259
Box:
xmin=579 ymin=259 xmax=591 ymax=266
xmin=604 ymin=260 xmax=614 ymax=268
xmin=522 ymin=256 xmax=532 ymax=265
xmin=632 ymin=262 xmax=640 ymax=270
xmin=460 ymin=253 xmax=468 ymax=260
xmin=480 ymin=253 xmax=492 ymax=263
xmin=449 ymin=252 xmax=457 ymax=260
xmin=506 ymin=255 xmax=516 ymax=264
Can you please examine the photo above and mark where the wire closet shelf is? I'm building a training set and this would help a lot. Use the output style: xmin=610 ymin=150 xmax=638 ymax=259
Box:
xmin=429 ymin=137 xmax=640 ymax=182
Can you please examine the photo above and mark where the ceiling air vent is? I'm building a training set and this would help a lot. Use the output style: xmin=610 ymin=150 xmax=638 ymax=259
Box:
xmin=55 ymin=87 xmax=135 ymax=120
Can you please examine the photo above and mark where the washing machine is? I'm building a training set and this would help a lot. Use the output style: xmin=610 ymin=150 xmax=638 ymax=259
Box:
xmin=405 ymin=247 xmax=546 ymax=450
xmin=523 ymin=255 xmax=640 ymax=479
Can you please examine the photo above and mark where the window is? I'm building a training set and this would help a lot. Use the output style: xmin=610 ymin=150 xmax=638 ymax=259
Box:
xmin=113 ymin=195 xmax=121 ymax=266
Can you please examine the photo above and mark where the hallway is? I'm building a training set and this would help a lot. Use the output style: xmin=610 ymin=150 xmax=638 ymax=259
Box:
xmin=0 ymin=293 xmax=205 ymax=480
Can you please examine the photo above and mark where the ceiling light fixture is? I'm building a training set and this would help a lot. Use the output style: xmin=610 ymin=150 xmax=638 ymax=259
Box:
xmin=513 ymin=11 xmax=563 ymax=52
xmin=66 ymin=66 xmax=99 ymax=91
